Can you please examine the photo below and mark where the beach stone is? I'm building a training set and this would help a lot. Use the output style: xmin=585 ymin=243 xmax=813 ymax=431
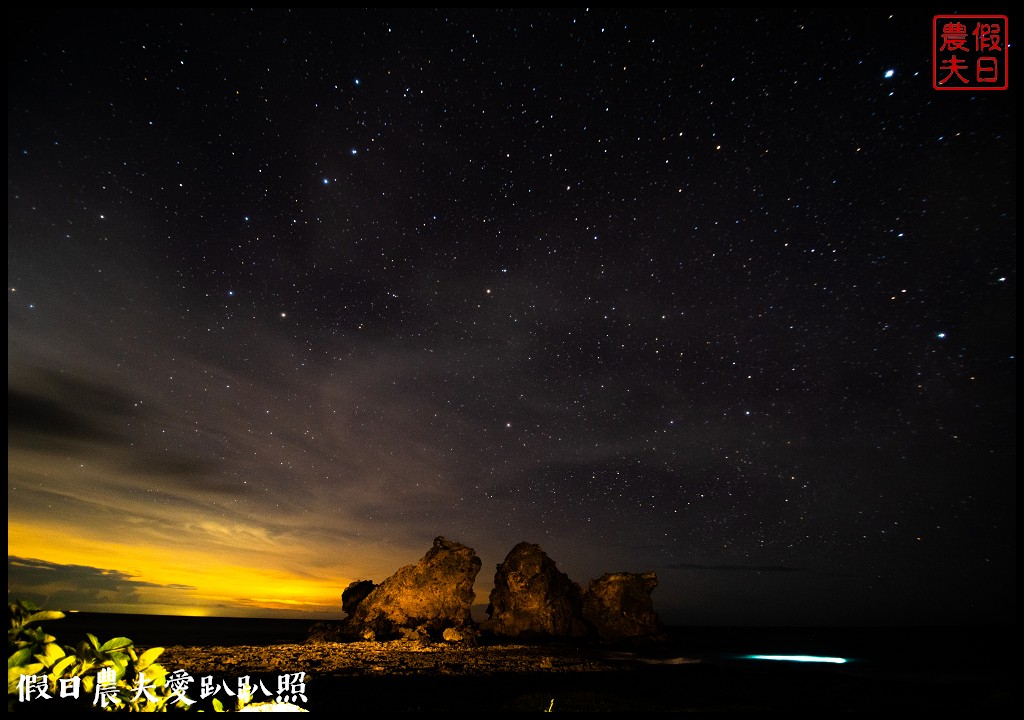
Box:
xmin=442 ymin=627 xmax=464 ymax=643
xmin=581 ymin=571 xmax=662 ymax=641
xmin=400 ymin=625 xmax=430 ymax=642
xmin=441 ymin=625 xmax=479 ymax=646
xmin=341 ymin=536 xmax=481 ymax=640
xmin=483 ymin=542 xmax=587 ymax=639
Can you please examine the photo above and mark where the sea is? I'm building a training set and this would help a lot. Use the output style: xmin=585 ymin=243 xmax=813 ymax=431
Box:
xmin=20 ymin=613 xmax=1012 ymax=712
xmin=43 ymin=611 xmax=1003 ymax=660
xmin=47 ymin=612 xmax=316 ymax=649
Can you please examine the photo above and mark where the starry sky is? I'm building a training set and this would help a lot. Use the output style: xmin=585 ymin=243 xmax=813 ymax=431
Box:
xmin=7 ymin=9 xmax=1016 ymax=626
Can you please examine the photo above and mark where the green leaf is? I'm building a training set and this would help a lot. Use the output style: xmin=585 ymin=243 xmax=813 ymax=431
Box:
xmin=105 ymin=653 xmax=128 ymax=679
xmin=51 ymin=655 xmax=77 ymax=676
xmin=212 ymin=698 xmax=225 ymax=712
xmin=16 ymin=599 xmax=40 ymax=613
xmin=34 ymin=642 xmax=66 ymax=666
xmin=146 ymin=662 xmax=169 ymax=686
xmin=24 ymin=626 xmax=46 ymax=644
xmin=17 ymin=662 xmax=44 ymax=676
xmin=8 ymin=667 xmax=33 ymax=691
xmin=98 ymin=636 xmax=134 ymax=653
xmin=24 ymin=610 xmax=66 ymax=625
xmin=86 ymin=632 xmax=101 ymax=653
xmin=135 ymin=646 xmax=164 ymax=672
xmin=7 ymin=648 xmax=32 ymax=669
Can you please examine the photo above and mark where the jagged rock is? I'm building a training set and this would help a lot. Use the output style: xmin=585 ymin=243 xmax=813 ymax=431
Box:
xmin=581 ymin=571 xmax=662 ymax=641
xmin=484 ymin=542 xmax=587 ymax=639
xmin=341 ymin=536 xmax=481 ymax=640
xmin=341 ymin=580 xmax=376 ymax=616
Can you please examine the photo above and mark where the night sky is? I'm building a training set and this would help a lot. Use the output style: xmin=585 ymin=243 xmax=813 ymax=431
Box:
xmin=8 ymin=9 xmax=1015 ymax=626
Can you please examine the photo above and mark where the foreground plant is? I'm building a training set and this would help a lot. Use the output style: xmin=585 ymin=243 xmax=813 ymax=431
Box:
xmin=7 ymin=600 xmax=310 ymax=712
xmin=8 ymin=598 xmax=190 ymax=711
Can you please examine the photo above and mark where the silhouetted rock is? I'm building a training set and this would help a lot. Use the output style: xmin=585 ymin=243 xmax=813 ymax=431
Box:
xmin=341 ymin=536 xmax=481 ymax=640
xmin=483 ymin=542 xmax=587 ymax=639
xmin=341 ymin=579 xmax=375 ymax=616
xmin=581 ymin=571 xmax=662 ymax=641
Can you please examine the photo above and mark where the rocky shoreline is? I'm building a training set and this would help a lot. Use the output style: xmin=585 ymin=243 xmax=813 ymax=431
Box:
xmin=157 ymin=639 xmax=686 ymax=712
xmin=158 ymin=638 xmax=638 ymax=678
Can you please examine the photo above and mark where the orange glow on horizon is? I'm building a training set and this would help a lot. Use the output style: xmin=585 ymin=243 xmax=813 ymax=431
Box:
xmin=8 ymin=520 xmax=351 ymax=617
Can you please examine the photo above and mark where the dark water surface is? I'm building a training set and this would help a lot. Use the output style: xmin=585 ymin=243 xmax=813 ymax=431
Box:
xmin=47 ymin=612 xmax=1004 ymax=660
xmin=50 ymin=612 xmax=315 ymax=648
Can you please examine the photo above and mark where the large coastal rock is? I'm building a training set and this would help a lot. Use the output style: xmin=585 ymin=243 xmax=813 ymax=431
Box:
xmin=341 ymin=536 xmax=481 ymax=640
xmin=308 ymin=537 xmax=664 ymax=647
xmin=483 ymin=542 xmax=587 ymax=639
xmin=581 ymin=571 xmax=662 ymax=641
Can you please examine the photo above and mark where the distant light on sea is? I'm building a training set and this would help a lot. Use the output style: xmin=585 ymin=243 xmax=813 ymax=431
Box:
xmin=744 ymin=654 xmax=848 ymax=664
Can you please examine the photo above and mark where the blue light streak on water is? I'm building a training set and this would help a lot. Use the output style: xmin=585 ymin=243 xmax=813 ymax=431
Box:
xmin=744 ymin=654 xmax=848 ymax=664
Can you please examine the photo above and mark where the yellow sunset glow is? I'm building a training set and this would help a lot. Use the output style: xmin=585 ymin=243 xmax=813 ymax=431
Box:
xmin=8 ymin=520 xmax=349 ymax=617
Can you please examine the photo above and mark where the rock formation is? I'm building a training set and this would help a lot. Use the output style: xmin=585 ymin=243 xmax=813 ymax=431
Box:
xmin=581 ymin=571 xmax=662 ymax=641
xmin=483 ymin=542 xmax=587 ymax=639
xmin=310 ymin=536 xmax=663 ymax=646
xmin=339 ymin=536 xmax=481 ymax=641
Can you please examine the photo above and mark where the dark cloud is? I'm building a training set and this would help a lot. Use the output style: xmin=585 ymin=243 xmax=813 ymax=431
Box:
xmin=8 ymin=364 xmax=218 ymax=485
xmin=7 ymin=386 xmax=124 ymax=446
xmin=8 ymin=388 xmax=96 ymax=441
xmin=7 ymin=556 xmax=196 ymax=609
xmin=7 ymin=367 xmax=138 ymax=452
